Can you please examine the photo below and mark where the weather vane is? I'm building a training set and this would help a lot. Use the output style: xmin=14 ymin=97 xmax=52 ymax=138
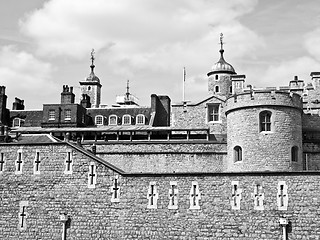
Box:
xmin=91 ymin=49 xmax=95 ymax=65
xmin=220 ymin=33 xmax=224 ymax=50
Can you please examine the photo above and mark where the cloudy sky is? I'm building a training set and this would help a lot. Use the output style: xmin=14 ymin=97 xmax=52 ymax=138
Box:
xmin=0 ymin=0 xmax=320 ymax=109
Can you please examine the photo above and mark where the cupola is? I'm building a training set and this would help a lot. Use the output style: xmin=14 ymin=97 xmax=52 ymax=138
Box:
xmin=207 ymin=33 xmax=236 ymax=76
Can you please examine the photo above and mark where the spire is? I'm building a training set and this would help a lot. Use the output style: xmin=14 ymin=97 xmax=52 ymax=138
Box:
xmin=90 ymin=49 xmax=95 ymax=73
xmin=85 ymin=49 xmax=100 ymax=83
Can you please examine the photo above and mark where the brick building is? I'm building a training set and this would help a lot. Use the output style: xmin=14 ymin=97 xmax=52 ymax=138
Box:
xmin=1 ymin=34 xmax=320 ymax=239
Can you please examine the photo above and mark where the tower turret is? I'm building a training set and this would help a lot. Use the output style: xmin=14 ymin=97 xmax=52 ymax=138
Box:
xmin=225 ymin=90 xmax=303 ymax=172
xmin=207 ymin=33 xmax=236 ymax=97
xmin=79 ymin=49 xmax=102 ymax=108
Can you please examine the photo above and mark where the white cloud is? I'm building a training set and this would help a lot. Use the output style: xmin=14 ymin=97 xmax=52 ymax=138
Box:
xmin=250 ymin=56 xmax=320 ymax=88
xmin=0 ymin=45 xmax=56 ymax=108
xmin=304 ymin=28 xmax=320 ymax=62
xmin=20 ymin=0 xmax=261 ymax=59
xmin=19 ymin=0 xmax=266 ymax=105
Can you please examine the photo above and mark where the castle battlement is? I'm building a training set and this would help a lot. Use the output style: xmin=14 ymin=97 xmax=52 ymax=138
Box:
xmin=225 ymin=90 xmax=303 ymax=115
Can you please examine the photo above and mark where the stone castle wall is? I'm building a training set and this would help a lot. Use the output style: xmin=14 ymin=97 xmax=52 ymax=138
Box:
xmin=88 ymin=142 xmax=226 ymax=173
xmin=1 ymin=143 xmax=320 ymax=239
xmin=171 ymin=97 xmax=227 ymax=134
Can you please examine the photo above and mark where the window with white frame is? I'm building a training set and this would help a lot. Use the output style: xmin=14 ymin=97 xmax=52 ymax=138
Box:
xmin=168 ymin=181 xmax=178 ymax=209
xmin=231 ymin=181 xmax=242 ymax=210
xmin=253 ymin=183 xmax=264 ymax=210
xmin=136 ymin=114 xmax=145 ymax=125
xmin=12 ymin=118 xmax=25 ymax=127
xmin=189 ymin=181 xmax=201 ymax=209
xmin=207 ymin=104 xmax=220 ymax=122
xmin=277 ymin=181 xmax=288 ymax=210
xmin=122 ymin=115 xmax=131 ymax=125
xmin=109 ymin=115 xmax=117 ymax=125
xmin=147 ymin=181 xmax=159 ymax=209
xmin=48 ymin=110 xmax=55 ymax=121
xmin=111 ymin=176 xmax=120 ymax=202
xmin=95 ymin=115 xmax=104 ymax=125
xmin=65 ymin=109 xmax=71 ymax=121
xmin=18 ymin=201 xmax=28 ymax=230
xmin=259 ymin=111 xmax=272 ymax=132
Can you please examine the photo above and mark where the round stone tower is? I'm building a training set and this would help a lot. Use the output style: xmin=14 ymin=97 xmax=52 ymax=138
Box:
xmin=207 ymin=33 xmax=236 ymax=97
xmin=225 ymin=90 xmax=303 ymax=172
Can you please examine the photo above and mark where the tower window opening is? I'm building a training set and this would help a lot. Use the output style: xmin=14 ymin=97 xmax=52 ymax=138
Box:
xmin=215 ymin=75 xmax=219 ymax=80
xmin=234 ymin=146 xmax=242 ymax=162
xmin=259 ymin=111 xmax=272 ymax=132
xmin=215 ymin=85 xmax=220 ymax=93
xmin=88 ymin=86 xmax=91 ymax=91
xmin=291 ymin=146 xmax=298 ymax=162
xmin=229 ymin=86 xmax=232 ymax=94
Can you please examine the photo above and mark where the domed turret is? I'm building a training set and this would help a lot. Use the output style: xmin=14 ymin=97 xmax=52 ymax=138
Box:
xmin=79 ymin=49 xmax=102 ymax=108
xmin=207 ymin=33 xmax=236 ymax=97
xmin=210 ymin=48 xmax=236 ymax=74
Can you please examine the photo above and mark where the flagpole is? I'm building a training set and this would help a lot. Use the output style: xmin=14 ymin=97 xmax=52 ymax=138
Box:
xmin=183 ymin=67 xmax=186 ymax=102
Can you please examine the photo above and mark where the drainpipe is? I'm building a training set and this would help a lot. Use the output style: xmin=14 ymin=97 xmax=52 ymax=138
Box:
xmin=279 ymin=217 xmax=288 ymax=240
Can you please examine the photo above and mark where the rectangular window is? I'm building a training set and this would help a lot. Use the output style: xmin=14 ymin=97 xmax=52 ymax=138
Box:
xmin=168 ymin=181 xmax=178 ymax=209
xmin=189 ymin=181 xmax=201 ymax=209
xmin=122 ymin=115 xmax=131 ymax=125
xmin=49 ymin=110 xmax=55 ymax=121
xmin=18 ymin=201 xmax=29 ymax=230
xmin=33 ymin=151 xmax=41 ymax=175
xmin=64 ymin=151 xmax=73 ymax=174
xmin=95 ymin=116 xmax=103 ymax=125
xmin=147 ymin=182 xmax=158 ymax=209
xmin=88 ymin=162 xmax=97 ymax=188
xmin=207 ymin=104 xmax=220 ymax=122
xmin=260 ymin=111 xmax=272 ymax=132
xmin=231 ymin=181 xmax=242 ymax=210
xmin=111 ymin=176 xmax=120 ymax=202
xmin=15 ymin=150 xmax=23 ymax=174
xmin=136 ymin=115 xmax=145 ymax=125
xmin=65 ymin=109 xmax=71 ymax=121
xmin=0 ymin=152 xmax=4 ymax=172
xmin=277 ymin=181 xmax=288 ymax=210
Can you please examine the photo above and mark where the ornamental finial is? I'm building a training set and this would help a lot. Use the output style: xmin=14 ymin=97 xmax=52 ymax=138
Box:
xmin=90 ymin=49 xmax=95 ymax=73
xmin=90 ymin=49 xmax=95 ymax=66
xmin=220 ymin=33 xmax=224 ymax=50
